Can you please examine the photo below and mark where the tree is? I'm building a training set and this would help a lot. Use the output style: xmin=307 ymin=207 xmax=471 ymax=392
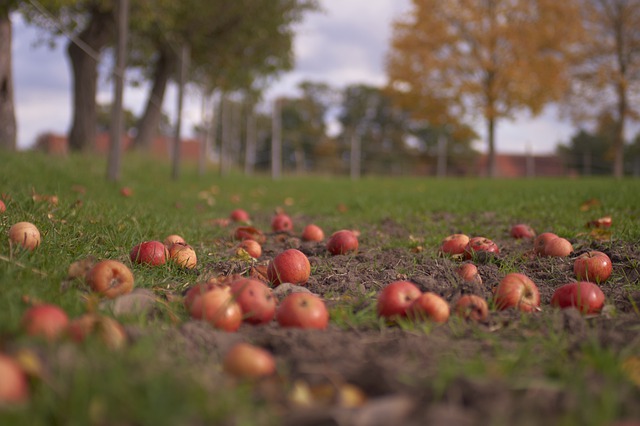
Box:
xmin=387 ymin=0 xmax=584 ymax=177
xmin=563 ymin=0 xmax=640 ymax=178
xmin=0 ymin=2 xmax=19 ymax=150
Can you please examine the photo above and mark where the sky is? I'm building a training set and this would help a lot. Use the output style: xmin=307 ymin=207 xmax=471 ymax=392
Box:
xmin=12 ymin=0 xmax=576 ymax=154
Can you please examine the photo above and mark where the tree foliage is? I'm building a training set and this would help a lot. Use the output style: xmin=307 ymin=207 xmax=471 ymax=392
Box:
xmin=386 ymin=0 xmax=584 ymax=177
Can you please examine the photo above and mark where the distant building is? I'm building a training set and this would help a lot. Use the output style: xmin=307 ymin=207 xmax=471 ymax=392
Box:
xmin=475 ymin=153 xmax=567 ymax=177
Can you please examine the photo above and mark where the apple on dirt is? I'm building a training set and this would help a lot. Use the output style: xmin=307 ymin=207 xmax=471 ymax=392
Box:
xmin=230 ymin=208 xmax=251 ymax=223
xmin=550 ymin=281 xmax=605 ymax=314
xmin=301 ymin=224 xmax=325 ymax=242
xmin=189 ymin=285 xmax=243 ymax=332
xmin=0 ymin=354 xmax=30 ymax=404
xmin=494 ymin=273 xmax=540 ymax=312
xmin=463 ymin=237 xmax=499 ymax=260
xmin=408 ymin=292 xmax=450 ymax=323
xmin=510 ymin=224 xmax=536 ymax=239
xmin=22 ymin=304 xmax=70 ymax=341
xmin=230 ymin=278 xmax=277 ymax=325
xmin=267 ymin=249 xmax=311 ymax=287
xmin=233 ymin=226 xmax=266 ymax=244
xmin=271 ymin=213 xmax=293 ymax=233
xmin=326 ymin=230 xmax=359 ymax=255
xmin=276 ymin=292 xmax=329 ymax=330
xmin=223 ymin=343 xmax=276 ymax=379
xmin=8 ymin=221 xmax=41 ymax=251
xmin=533 ymin=232 xmax=559 ymax=255
xmin=439 ymin=233 xmax=470 ymax=257
xmin=168 ymin=242 xmax=198 ymax=269
xmin=454 ymin=295 xmax=489 ymax=322
xmin=543 ymin=237 xmax=573 ymax=257
xmin=129 ymin=240 xmax=169 ymax=266
xmin=456 ymin=263 xmax=482 ymax=284
xmin=376 ymin=280 xmax=422 ymax=320
xmin=573 ymin=251 xmax=612 ymax=283
xmin=234 ymin=239 xmax=262 ymax=259
xmin=85 ymin=259 xmax=135 ymax=299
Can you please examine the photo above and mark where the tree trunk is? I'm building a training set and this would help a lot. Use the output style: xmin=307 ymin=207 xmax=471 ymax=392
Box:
xmin=244 ymin=107 xmax=256 ymax=175
xmin=134 ymin=46 xmax=175 ymax=150
xmin=486 ymin=117 xmax=496 ymax=177
xmin=0 ymin=11 xmax=16 ymax=151
xmin=67 ymin=8 xmax=114 ymax=152
xmin=613 ymin=80 xmax=627 ymax=178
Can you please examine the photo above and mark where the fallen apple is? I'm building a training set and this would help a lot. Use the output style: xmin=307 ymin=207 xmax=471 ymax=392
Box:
xmin=0 ymin=200 xmax=5 ymax=213
xmin=494 ymin=273 xmax=540 ymax=312
xmin=463 ymin=237 xmax=499 ymax=260
xmin=22 ymin=304 xmax=69 ymax=341
xmin=233 ymin=226 xmax=266 ymax=244
xmin=223 ymin=343 xmax=276 ymax=379
xmin=230 ymin=209 xmax=251 ymax=223
xmin=68 ymin=314 xmax=127 ymax=350
xmin=189 ymin=286 xmax=242 ymax=332
xmin=230 ymin=278 xmax=277 ymax=325
xmin=408 ymin=292 xmax=450 ymax=323
xmin=456 ymin=263 xmax=482 ymax=285
xmin=163 ymin=234 xmax=186 ymax=246
xmin=168 ymin=242 xmax=198 ymax=269
xmin=8 ymin=221 xmax=41 ymax=251
xmin=183 ymin=282 xmax=219 ymax=311
xmin=454 ymin=295 xmax=489 ymax=322
xmin=550 ymin=281 xmax=605 ymax=314
xmin=129 ymin=240 xmax=168 ymax=266
xmin=376 ymin=280 xmax=422 ymax=320
xmin=271 ymin=213 xmax=293 ymax=233
xmin=543 ymin=237 xmax=573 ymax=257
xmin=119 ymin=187 xmax=133 ymax=197
xmin=534 ymin=232 xmax=559 ymax=255
xmin=85 ymin=259 xmax=135 ymax=299
xmin=0 ymin=354 xmax=29 ymax=404
xmin=301 ymin=224 xmax=325 ymax=242
xmin=573 ymin=251 xmax=612 ymax=283
xmin=267 ymin=249 xmax=311 ymax=286
xmin=439 ymin=233 xmax=470 ymax=256
xmin=587 ymin=216 xmax=612 ymax=228
xmin=276 ymin=292 xmax=329 ymax=330
xmin=326 ymin=230 xmax=359 ymax=255
xmin=510 ymin=223 xmax=536 ymax=239
xmin=236 ymin=239 xmax=262 ymax=259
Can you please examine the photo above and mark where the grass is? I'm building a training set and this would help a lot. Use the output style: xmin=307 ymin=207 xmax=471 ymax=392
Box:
xmin=1 ymin=150 xmax=640 ymax=424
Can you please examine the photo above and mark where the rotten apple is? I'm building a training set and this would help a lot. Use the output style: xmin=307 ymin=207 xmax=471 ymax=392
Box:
xmin=223 ymin=343 xmax=276 ymax=379
xmin=276 ymin=293 xmax=329 ymax=330
xmin=230 ymin=278 xmax=277 ymax=325
xmin=456 ymin=263 xmax=482 ymax=285
xmin=494 ymin=273 xmax=540 ymax=312
xmin=454 ymin=295 xmax=489 ymax=322
xmin=463 ymin=237 xmax=499 ymax=260
xmin=550 ymin=281 xmax=605 ymax=314
xmin=408 ymin=292 xmax=450 ymax=323
xmin=168 ymin=242 xmax=198 ymax=269
xmin=235 ymin=239 xmax=262 ymax=259
xmin=326 ymin=230 xmax=359 ymax=255
xmin=129 ymin=240 xmax=168 ymax=266
xmin=233 ymin=226 xmax=266 ymax=244
xmin=85 ymin=259 xmax=135 ymax=299
xmin=376 ymin=280 xmax=422 ymax=320
xmin=266 ymin=249 xmax=311 ymax=286
xmin=8 ymin=221 xmax=41 ymax=251
xmin=573 ymin=251 xmax=612 ymax=283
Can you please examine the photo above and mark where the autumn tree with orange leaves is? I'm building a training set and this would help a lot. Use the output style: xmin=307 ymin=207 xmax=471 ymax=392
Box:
xmin=386 ymin=0 xmax=584 ymax=177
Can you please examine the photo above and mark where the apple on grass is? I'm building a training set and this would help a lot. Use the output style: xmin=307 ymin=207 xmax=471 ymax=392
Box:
xmin=223 ymin=343 xmax=276 ymax=379
xmin=230 ymin=208 xmax=251 ymax=223
xmin=86 ymin=259 xmax=135 ymax=299
xmin=510 ymin=224 xmax=536 ymax=239
xmin=551 ymin=281 xmax=605 ymax=314
xmin=230 ymin=279 xmax=277 ymax=325
xmin=454 ymin=295 xmax=489 ymax=322
xmin=8 ymin=221 xmax=41 ymax=251
xmin=130 ymin=241 xmax=168 ymax=266
xmin=0 ymin=354 xmax=29 ymax=404
xmin=463 ymin=237 xmax=499 ymax=260
xmin=574 ymin=251 xmax=612 ymax=283
xmin=0 ymin=200 xmax=6 ymax=213
xmin=22 ymin=304 xmax=70 ymax=341
xmin=163 ymin=234 xmax=186 ymax=246
xmin=326 ymin=230 xmax=359 ymax=255
xmin=276 ymin=293 xmax=329 ymax=330
xmin=68 ymin=314 xmax=127 ymax=350
xmin=189 ymin=286 xmax=243 ymax=332
xmin=267 ymin=249 xmax=311 ymax=286
xmin=235 ymin=239 xmax=262 ymax=259
xmin=376 ymin=281 xmax=422 ymax=320
xmin=494 ymin=273 xmax=540 ymax=312
xmin=439 ymin=233 xmax=470 ymax=257
xmin=408 ymin=292 xmax=450 ymax=323
xmin=168 ymin=242 xmax=198 ymax=269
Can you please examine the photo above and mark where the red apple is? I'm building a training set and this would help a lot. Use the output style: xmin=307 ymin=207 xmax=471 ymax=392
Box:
xmin=266 ymin=249 xmax=311 ymax=286
xmin=408 ymin=292 xmax=450 ymax=323
xmin=494 ymin=273 xmax=540 ymax=312
xmin=574 ymin=251 xmax=612 ymax=284
xmin=326 ymin=230 xmax=359 ymax=255
xmin=163 ymin=234 xmax=186 ymax=246
xmin=271 ymin=213 xmax=293 ymax=233
xmin=301 ymin=224 xmax=325 ymax=242
xmin=0 ymin=200 xmax=5 ymax=213
xmin=454 ymin=295 xmax=489 ymax=322
xmin=230 ymin=209 xmax=251 ymax=223
xmin=230 ymin=279 xmax=277 ymax=325
xmin=119 ymin=187 xmax=133 ymax=197
xmin=189 ymin=286 xmax=243 ymax=332
xmin=129 ymin=240 xmax=168 ymax=266
xmin=587 ymin=216 xmax=612 ymax=228
xmin=223 ymin=343 xmax=276 ymax=378
xmin=183 ymin=282 xmax=219 ymax=311
xmin=0 ymin=354 xmax=29 ymax=404
xmin=439 ymin=233 xmax=470 ymax=256
xmin=168 ymin=242 xmax=198 ymax=269
xmin=86 ymin=259 xmax=135 ymax=299
xmin=233 ymin=226 xmax=266 ymax=244
xmin=456 ymin=263 xmax=482 ymax=284
xmin=376 ymin=281 xmax=422 ymax=320
xmin=463 ymin=237 xmax=499 ymax=260
xmin=8 ymin=221 xmax=41 ymax=251
xmin=543 ymin=237 xmax=573 ymax=257
xmin=550 ymin=281 xmax=605 ymax=314
xmin=235 ymin=239 xmax=262 ymax=259
xmin=510 ymin=224 xmax=536 ymax=239
xmin=534 ymin=232 xmax=559 ymax=255
xmin=68 ymin=314 xmax=127 ymax=350
xmin=276 ymin=293 xmax=329 ymax=330
xmin=22 ymin=304 xmax=69 ymax=341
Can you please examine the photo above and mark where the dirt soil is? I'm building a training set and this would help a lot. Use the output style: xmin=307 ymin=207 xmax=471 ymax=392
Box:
xmin=155 ymin=219 xmax=640 ymax=425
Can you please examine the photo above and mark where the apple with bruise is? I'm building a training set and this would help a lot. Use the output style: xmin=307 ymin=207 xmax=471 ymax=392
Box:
xmin=130 ymin=240 xmax=168 ymax=266
xmin=0 ymin=354 xmax=29 ymax=404
xmin=510 ymin=223 xmax=536 ymax=239
xmin=168 ymin=242 xmax=198 ymax=269
xmin=266 ymin=249 xmax=311 ymax=286
xmin=574 ymin=251 xmax=612 ymax=283
xmin=8 ymin=221 xmax=41 ymax=250
xmin=377 ymin=280 xmax=422 ymax=320
xmin=271 ymin=213 xmax=293 ymax=233
xmin=463 ymin=237 xmax=499 ymax=260
xmin=235 ymin=239 xmax=262 ymax=259
xmin=22 ymin=304 xmax=69 ymax=341
xmin=326 ymin=230 xmax=359 ymax=255
xmin=276 ymin=293 xmax=329 ymax=330
xmin=550 ymin=281 xmax=605 ymax=314
xmin=439 ymin=233 xmax=470 ymax=256
xmin=230 ymin=279 xmax=277 ymax=325
xmin=301 ymin=224 xmax=325 ymax=242
xmin=223 ymin=343 xmax=276 ymax=378
xmin=494 ymin=273 xmax=540 ymax=312
xmin=408 ymin=292 xmax=450 ymax=323
xmin=233 ymin=226 xmax=266 ymax=244
xmin=456 ymin=263 xmax=482 ymax=284
xmin=454 ymin=295 xmax=489 ymax=322
xmin=86 ymin=259 xmax=134 ymax=299
xmin=189 ymin=286 xmax=242 ymax=331
xmin=543 ymin=237 xmax=573 ymax=257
